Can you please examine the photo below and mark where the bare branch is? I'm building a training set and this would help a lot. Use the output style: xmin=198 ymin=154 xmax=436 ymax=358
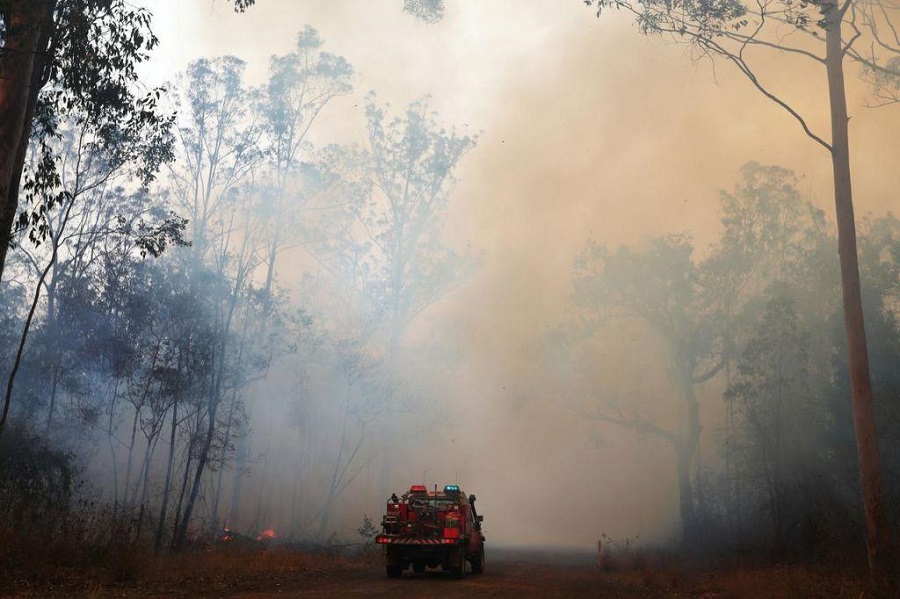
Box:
xmin=693 ymin=357 xmax=726 ymax=384
xmin=571 ymin=402 xmax=683 ymax=448
xmin=700 ymin=36 xmax=833 ymax=151
xmin=720 ymin=29 xmax=826 ymax=62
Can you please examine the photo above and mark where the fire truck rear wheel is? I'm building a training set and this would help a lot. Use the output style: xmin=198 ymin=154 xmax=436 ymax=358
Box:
xmin=386 ymin=565 xmax=403 ymax=578
xmin=471 ymin=545 xmax=484 ymax=574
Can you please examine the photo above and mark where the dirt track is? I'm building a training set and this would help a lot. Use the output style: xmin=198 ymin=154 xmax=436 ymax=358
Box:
xmin=229 ymin=547 xmax=648 ymax=598
xmin=11 ymin=546 xmax=863 ymax=597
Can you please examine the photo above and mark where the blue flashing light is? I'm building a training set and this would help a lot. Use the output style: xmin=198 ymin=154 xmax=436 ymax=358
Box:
xmin=444 ymin=485 xmax=460 ymax=493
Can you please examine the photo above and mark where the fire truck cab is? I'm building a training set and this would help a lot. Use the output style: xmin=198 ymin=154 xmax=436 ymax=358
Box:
xmin=375 ymin=484 xmax=485 ymax=578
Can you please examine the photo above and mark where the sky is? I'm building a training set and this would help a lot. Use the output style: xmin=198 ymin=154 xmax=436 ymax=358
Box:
xmin=138 ymin=0 xmax=900 ymax=547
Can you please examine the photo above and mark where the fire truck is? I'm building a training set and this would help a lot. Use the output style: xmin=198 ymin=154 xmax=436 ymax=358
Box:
xmin=375 ymin=484 xmax=485 ymax=578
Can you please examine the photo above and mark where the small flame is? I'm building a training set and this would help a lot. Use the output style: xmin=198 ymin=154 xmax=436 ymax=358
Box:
xmin=257 ymin=528 xmax=277 ymax=541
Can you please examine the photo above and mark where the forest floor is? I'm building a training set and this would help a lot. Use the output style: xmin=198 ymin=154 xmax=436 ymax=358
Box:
xmin=1 ymin=545 xmax=876 ymax=598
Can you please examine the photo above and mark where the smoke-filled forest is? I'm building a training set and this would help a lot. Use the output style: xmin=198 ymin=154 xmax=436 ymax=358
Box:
xmin=1 ymin=0 xmax=899 ymax=596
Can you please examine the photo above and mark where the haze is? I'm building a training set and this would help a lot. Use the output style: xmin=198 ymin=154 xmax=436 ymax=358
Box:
xmin=141 ymin=0 xmax=900 ymax=546
xmin=3 ymin=0 xmax=898 ymax=561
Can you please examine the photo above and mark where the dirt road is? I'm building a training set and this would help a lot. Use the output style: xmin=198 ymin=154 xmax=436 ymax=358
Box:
xmin=229 ymin=547 xmax=650 ymax=598
xmin=15 ymin=546 xmax=859 ymax=597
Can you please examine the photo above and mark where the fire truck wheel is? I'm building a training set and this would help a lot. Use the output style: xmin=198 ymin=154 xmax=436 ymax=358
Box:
xmin=471 ymin=545 xmax=484 ymax=574
xmin=449 ymin=566 xmax=464 ymax=579
xmin=386 ymin=565 xmax=403 ymax=578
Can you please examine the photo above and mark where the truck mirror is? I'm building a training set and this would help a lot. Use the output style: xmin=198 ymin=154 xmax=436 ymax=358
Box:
xmin=476 ymin=515 xmax=483 ymax=523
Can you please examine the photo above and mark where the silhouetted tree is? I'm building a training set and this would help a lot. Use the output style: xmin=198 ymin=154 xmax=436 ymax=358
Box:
xmin=1 ymin=91 xmax=175 ymax=440
xmin=702 ymin=162 xmax=831 ymax=534
xmin=403 ymin=0 xmax=445 ymax=23
xmin=310 ymin=94 xmax=477 ymax=497
xmin=254 ymin=26 xmax=352 ymax=298
xmin=571 ymin=233 xmax=725 ymax=542
xmin=581 ymin=0 xmax=899 ymax=579
xmin=0 ymin=0 xmax=256 ymax=281
xmin=725 ymin=292 xmax=820 ymax=548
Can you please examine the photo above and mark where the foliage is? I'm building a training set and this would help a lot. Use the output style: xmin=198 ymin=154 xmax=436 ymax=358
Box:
xmin=356 ymin=514 xmax=378 ymax=553
xmin=253 ymin=25 xmax=353 ymax=297
xmin=0 ymin=5 xmax=482 ymax=562
xmin=169 ymin=55 xmax=260 ymax=257
xmin=0 ymin=421 xmax=77 ymax=517
xmin=566 ymin=161 xmax=900 ymax=557
xmin=725 ymin=292 xmax=820 ymax=547
xmin=358 ymin=92 xmax=477 ymax=339
xmin=19 ymin=0 xmax=174 ymax=247
xmin=403 ymin=0 xmax=445 ymax=23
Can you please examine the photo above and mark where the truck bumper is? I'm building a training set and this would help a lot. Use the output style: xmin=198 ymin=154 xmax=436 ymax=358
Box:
xmin=378 ymin=538 xmax=466 ymax=572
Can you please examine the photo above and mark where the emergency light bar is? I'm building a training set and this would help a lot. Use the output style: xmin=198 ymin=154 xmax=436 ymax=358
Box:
xmin=444 ymin=485 xmax=460 ymax=494
xmin=409 ymin=485 xmax=427 ymax=493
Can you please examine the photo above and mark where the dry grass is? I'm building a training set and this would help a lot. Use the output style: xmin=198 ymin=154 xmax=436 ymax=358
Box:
xmin=692 ymin=562 xmax=874 ymax=598
xmin=0 ymin=487 xmax=378 ymax=598
xmin=140 ymin=545 xmax=370 ymax=582
xmin=3 ymin=545 xmax=375 ymax=598
xmin=600 ymin=547 xmax=878 ymax=598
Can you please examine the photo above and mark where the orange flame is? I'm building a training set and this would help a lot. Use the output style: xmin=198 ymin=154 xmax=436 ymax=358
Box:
xmin=257 ymin=528 xmax=277 ymax=541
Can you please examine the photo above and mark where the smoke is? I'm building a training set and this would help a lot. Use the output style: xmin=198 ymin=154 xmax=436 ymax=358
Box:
xmin=115 ymin=0 xmax=900 ymax=549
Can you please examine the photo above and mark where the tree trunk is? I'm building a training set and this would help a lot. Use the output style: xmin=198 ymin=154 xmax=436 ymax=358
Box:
xmin=136 ymin=428 xmax=161 ymax=528
xmin=228 ymin=429 xmax=249 ymax=530
xmin=0 ymin=1 xmax=56 ymax=281
xmin=675 ymin=442 xmax=698 ymax=544
xmin=155 ymin=400 xmax=178 ymax=552
xmin=210 ymin=394 xmax=238 ymax=531
xmin=107 ymin=377 xmax=121 ymax=502
xmin=174 ymin=399 xmax=217 ymax=549
xmin=174 ymin=268 xmax=244 ymax=548
xmin=172 ymin=433 xmax=195 ymax=547
xmin=46 ymin=363 xmax=61 ymax=429
xmin=122 ymin=406 xmax=140 ymax=506
xmin=824 ymin=3 xmax=896 ymax=588
xmin=678 ymin=376 xmax=701 ymax=544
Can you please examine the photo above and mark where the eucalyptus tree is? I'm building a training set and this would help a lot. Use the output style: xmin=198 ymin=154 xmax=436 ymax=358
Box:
xmin=300 ymin=94 xmax=477 ymax=356
xmin=169 ymin=229 xmax=267 ymax=548
xmin=580 ymin=0 xmax=900 ymax=576
xmin=725 ymin=292 xmax=820 ymax=548
xmin=402 ymin=0 xmax=445 ymax=23
xmin=168 ymin=56 xmax=262 ymax=259
xmin=11 ymin=117 xmax=175 ymax=429
xmin=356 ymin=93 xmax=476 ymax=355
xmin=308 ymin=95 xmax=476 ymax=496
xmin=571 ymin=233 xmax=725 ymax=542
xmin=166 ymin=55 xmax=297 ymax=546
xmin=701 ymin=163 xmax=832 ymax=532
xmin=255 ymin=26 xmax=352 ymax=298
xmin=857 ymin=216 xmax=900 ymax=522
xmin=567 ymin=163 xmax=840 ymax=544
xmin=0 ymin=78 xmax=175 ymax=440
xmin=0 ymin=0 xmax=175 ymax=442
xmin=0 ymin=0 xmax=256 ymax=281
xmin=826 ymin=215 xmax=900 ymax=521
xmin=150 ymin=266 xmax=218 ymax=551
xmin=167 ymin=47 xmax=327 ymax=542
xmin=310 ymin=337 xmax=390 ymax=540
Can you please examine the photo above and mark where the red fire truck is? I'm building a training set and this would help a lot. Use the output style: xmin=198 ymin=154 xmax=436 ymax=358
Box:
xmin=375 ymin=484 xmax=485 ymax=578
